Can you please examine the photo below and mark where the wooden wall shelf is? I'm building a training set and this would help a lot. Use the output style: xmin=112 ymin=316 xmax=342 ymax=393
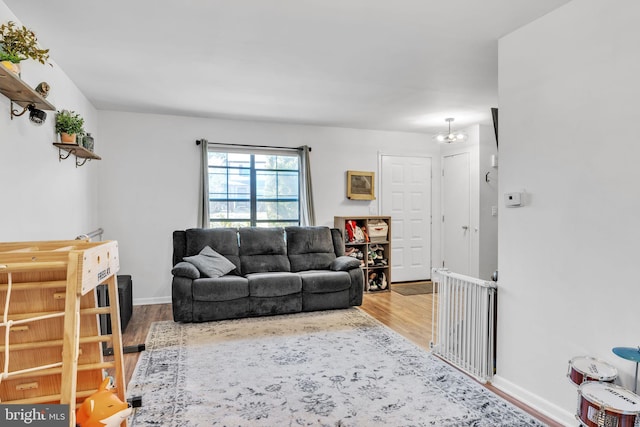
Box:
xmin=0 ymin=64 xmax=55 ymax=111
xmin=53 ymin=143 xmax=101 ymax=167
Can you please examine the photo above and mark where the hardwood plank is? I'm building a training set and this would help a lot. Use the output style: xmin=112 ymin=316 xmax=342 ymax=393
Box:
xmin=360 ymin=290 xmax=436 ymax=350
xmin=119 ymin=304 xmax=172 ymax=384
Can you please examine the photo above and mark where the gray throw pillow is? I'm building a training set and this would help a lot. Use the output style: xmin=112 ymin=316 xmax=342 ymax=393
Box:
xmin=184 ymin=246 xmax=236 ymax=278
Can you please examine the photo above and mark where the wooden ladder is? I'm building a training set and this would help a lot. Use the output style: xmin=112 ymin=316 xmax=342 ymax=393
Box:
xmin=0 ymin=240 xmax=127 ymax=427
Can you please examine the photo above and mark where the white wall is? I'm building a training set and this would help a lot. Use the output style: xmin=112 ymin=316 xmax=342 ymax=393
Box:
xmin=478 ymin=124 xmax=498 ymax=281
xmin=0 ymin=1 xmax=99 ymax=241
xmin=97 ymin=111 xmax=441 ymax=304
xmin=495 ymin=0 xmax=640 ymax=424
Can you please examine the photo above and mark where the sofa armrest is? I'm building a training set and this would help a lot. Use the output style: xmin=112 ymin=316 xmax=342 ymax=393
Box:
xmin=172 ymin=261 xmax=201 ymax=279
xmin=330 ymin=256 xmax=361 ymax=271
xmin=348 ymin=268 xmax=364 ymax=306
xmin=172 ymin=276 xmax=194 ymax=322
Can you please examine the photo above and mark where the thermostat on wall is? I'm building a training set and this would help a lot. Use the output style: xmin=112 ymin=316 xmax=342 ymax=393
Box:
xmin=504 ymin=192 xmax=522 ymax=207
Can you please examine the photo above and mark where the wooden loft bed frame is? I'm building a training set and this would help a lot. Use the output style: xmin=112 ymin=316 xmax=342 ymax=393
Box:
xmin=0 ymin=239 xmax=127 ymax=427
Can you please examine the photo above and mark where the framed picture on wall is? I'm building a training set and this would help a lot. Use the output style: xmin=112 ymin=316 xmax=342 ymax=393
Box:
xmin=347 ymin=170 xmax=375 ymax=200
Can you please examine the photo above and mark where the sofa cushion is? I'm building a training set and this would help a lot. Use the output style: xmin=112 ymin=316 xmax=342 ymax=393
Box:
xmin=172 ymin=230 xmax=188 ymax=266
xmin=184 ymin=246 xmax=237 ymax=278
xmin=246 ymin=272 xmax=302 ymax=297
xmin=185 ymin=228 xmax=241 ymax=273
xmin=330 ymin=228 xmax=345 ymax=257
xmin=285 ymin=226 xmax=337 ymax=272
xmin=192 ymin=275 xmax=249 ymax=302
xmin=299 ymin=270 xmax=351 ymax=293
xmin=330 ymin=256 xmax=360 ymax=272
xmin=239 ymin=227 xmax=291 ymax=274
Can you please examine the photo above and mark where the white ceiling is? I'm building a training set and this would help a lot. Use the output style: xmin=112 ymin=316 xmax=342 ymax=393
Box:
xmin=5 ymin=0 xmax=571 ymax=134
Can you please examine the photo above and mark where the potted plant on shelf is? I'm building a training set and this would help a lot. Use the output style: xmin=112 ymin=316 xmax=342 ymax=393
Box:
xmin=0 ymin=21 xmax=50 ymax=76
xmin=55 ymin=110 xmax=84 ymax=144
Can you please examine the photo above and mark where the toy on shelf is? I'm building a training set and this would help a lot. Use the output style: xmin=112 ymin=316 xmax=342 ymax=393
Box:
xmin=345 ymin=220 xmax=367 ymax=243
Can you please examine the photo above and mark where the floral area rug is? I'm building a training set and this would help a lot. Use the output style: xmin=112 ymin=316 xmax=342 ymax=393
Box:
xmin=127 ymin=308 xmax=545 ymax=426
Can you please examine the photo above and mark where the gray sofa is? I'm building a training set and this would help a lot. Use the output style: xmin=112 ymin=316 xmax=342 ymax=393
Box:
xmin=171 ymin=226 xmax=365 ymax=322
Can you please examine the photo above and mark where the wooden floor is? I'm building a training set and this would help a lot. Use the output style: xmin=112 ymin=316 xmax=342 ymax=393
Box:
xmin=360 ymin=285 xmax=436 ymax=350
xmin=119 ymin=289 xmax=561 ymax=426
xmin=118 ymin=303 xmax=173 ymax=383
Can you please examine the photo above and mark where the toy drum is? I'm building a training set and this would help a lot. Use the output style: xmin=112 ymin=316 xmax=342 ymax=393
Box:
xmin=568 ymin=356 xmax=618 ymax=386
xmin=576 ymin=382 xmax=640 ymax=427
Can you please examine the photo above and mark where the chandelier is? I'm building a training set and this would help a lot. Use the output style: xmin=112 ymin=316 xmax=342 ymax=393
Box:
xmin=433 ymin=118 xmax=468 ymax=143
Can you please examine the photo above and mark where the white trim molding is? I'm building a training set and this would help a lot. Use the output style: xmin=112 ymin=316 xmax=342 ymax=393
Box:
xmin=133 ymin=296 xmax=172 ymax=306
xmin=491 ymin=375 xmax=575 ymax=426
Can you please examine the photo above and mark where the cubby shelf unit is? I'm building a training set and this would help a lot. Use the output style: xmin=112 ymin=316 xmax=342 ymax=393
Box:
xmin=334 ymin=216 xmax=392 ymax=293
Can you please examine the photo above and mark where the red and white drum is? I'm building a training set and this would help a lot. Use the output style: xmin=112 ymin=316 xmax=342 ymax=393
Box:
xmin=577 ymin=382 xmax=640 ymax=427
xmin=568 ymin=356 xmax=618 ymax=386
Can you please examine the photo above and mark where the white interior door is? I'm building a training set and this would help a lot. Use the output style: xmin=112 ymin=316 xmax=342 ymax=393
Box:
xmin=381 ymin=155 xmax=432 ymax=282
xmin=442 ymin=153 xmax=470 ymax=275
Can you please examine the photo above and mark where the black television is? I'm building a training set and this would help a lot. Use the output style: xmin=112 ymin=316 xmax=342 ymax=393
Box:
xmin=491 ymin=107 xmax=498 ymax=148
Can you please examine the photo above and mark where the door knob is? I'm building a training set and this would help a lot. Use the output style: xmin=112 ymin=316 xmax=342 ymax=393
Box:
xmin=461 ymin=226 xmax=469 ymax=230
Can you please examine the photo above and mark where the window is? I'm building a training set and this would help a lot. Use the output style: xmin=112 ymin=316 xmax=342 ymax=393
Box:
xmin=207 ymin=150 xmax=300 ymax=227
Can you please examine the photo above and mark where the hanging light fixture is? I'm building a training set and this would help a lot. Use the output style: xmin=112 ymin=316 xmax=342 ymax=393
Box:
xmin=433 ymin=118 xmax=467 ymax=143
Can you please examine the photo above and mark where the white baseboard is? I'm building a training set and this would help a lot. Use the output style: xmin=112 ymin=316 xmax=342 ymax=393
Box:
xmin=491 ymin=375 xmax=575 ymax=426
xmin=133 ymin=296 xmax=172 ymax=306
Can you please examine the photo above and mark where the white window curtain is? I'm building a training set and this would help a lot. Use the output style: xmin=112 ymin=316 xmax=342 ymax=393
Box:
xmin=299 ymin=145 xmax=315 ymax=226
xmin=198 ymin=139 xmax=210 ymax=228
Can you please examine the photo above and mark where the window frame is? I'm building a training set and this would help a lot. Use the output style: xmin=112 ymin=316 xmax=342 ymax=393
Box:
xmin=206 ymin=148 xmax=301 ymax=228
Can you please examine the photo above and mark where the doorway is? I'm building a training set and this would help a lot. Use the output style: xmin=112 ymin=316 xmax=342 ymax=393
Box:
xmin=442 ymin=152 xmax=471 ymax=275
xmin=380 ymin=155 xmax=432 ymax=282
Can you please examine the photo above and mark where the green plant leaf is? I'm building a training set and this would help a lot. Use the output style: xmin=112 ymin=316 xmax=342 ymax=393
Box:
xmin=55 ymin=110 xmax=85 ymax=135
xmin=0 ymin=21 xmax=50 ymax=66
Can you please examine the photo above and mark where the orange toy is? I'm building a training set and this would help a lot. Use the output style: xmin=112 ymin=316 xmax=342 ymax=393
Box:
xmin=76 ymin=377 xmax=132 ymax=427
